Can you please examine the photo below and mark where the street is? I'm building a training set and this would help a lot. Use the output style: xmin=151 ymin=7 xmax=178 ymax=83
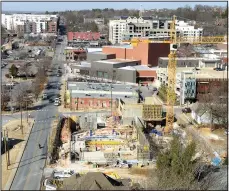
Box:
xmin=9 ymin=37 xmax=66 ymax=190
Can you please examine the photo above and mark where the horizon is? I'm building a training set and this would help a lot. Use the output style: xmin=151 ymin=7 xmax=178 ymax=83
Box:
xmin=2 ymin=1 xmax=227 ymax=12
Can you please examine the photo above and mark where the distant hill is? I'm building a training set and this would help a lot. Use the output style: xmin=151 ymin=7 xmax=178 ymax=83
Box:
xmin=2 ymin=11 xmax=45 ymax=14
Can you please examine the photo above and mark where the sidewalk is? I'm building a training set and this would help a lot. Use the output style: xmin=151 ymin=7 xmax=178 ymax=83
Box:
xmin=3 ymin=119 xmax=35 ymax=190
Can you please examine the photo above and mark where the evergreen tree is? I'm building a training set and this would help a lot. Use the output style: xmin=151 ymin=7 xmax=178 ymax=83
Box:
xmin=156 ymin=137 xmax=198 ymax=190
xmin=9 ymin=64 xmax=18 ymax=77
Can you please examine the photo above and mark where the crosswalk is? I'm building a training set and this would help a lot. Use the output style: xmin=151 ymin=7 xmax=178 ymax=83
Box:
xmin=36 ymin=109 xmax=50 ymax=112
xmin=2 ymin=119 xmax=11 ymax=123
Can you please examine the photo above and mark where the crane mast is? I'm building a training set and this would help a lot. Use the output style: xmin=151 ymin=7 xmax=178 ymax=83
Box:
xmin=164 ymin=15 xmax=177 ymax=133
xmin=121 ymin=16 xmax=227 ymax=134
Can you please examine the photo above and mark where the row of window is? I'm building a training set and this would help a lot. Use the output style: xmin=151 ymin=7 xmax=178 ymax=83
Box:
xmin=75 ymin=100 xmax=115 ymax=105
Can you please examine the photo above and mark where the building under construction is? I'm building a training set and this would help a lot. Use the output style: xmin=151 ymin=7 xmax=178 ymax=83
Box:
xmin=142 ymin=96 xmax=164 ymax=129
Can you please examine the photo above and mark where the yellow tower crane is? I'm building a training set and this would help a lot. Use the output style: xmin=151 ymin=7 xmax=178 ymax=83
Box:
xmin=123 ymin=15 xmax=227 ymax=133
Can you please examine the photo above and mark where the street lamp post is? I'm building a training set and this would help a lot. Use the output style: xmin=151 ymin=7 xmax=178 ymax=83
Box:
xmin=20 ymin=102 xmax=23 ymax=135
xmin=10 ymin=76 xmax=13 ymax=114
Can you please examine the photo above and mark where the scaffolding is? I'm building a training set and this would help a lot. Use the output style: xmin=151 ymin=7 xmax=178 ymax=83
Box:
xmin=142 ymin=104 xmax=163 ymax=121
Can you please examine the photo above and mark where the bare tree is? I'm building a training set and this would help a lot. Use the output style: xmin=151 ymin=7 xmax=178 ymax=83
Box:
xmin=18 ymin=52 xmax=29 ymax=60
xmin=19 ymin=62 xmax=32 ymax=79
xmin=1 ymin=86 xmax=10 ymax=110
xmin=32 ymin=80 xmax=42 ymax=101
xmin=31 ymin=64 xmax=47 ymax=100
xmin=199 ymin=81 xmax=227 ymax=130
xmin=12 ymin=83 xmax=33 ymax=108
xmin=40 ymin=57 xmax=52 ymax=72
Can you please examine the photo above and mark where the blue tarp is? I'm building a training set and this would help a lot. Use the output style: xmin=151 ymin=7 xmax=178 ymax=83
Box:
xmin=212 ymin=157 xmax=221 ymax=166
xmin=150 ymin=129 xmax=163 ymax=136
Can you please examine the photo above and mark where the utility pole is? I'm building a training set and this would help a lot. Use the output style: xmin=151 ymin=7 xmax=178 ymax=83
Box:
xmin=6 ymin=129 xmax=10 ymax=166
xmin=10 ymin=76 xmax=13 ymax=114
xmin=70 ymin=90 xmax=72 ymax=111
xmin=20 ymin=103 xmax=23 ymax=135
xmin=3 ymin=130 xmax=8 ymax=169
xmin=25 ymin=99 xmax=28 ymax=123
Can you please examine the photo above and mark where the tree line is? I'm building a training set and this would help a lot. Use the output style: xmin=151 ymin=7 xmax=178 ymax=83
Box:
xmin=58 ymin=5 xmax=227 ymax=35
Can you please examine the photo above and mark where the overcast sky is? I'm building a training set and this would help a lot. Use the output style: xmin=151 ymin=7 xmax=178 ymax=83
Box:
xmin=2 ymin=1 xmax=227 ymax=12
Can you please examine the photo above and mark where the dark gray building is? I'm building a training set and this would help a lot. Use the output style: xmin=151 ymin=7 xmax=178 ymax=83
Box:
xmin=116 ymin=66 xmax=137 ymax=83
xmin=158 ymin=57 xmax=221 ymax=68
xmin=91 ymin=59 xmax=140 ymax=80
xmin=68 ymin=59 xmax=139 ymax=83
xmin=24 ymin=21 xmax=37 ymax=34
xmin=158 ymin=57 xmax=200 ymax=68
xmin=87 ymin=52 xmax=115 ymax=62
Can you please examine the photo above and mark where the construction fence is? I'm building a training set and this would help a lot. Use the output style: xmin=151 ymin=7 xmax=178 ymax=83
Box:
xmin=133 ymin=117 xmax=150 ymax=160
xmin=48 ymin=118 xmax=64 ymax=165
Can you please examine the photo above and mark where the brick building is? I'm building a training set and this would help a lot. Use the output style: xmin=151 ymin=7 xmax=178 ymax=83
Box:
xmin=24 ymin=21 xmax=36 ymax=34
xmin=65 ymin=47 xmax=87 ymax=61
xmin=102 ymin=42 xmax=170 ymax=67
xmin=47 ymin=19 xmax=58 ymax=33
xmin=16 ymin=25 xmax=24 ymax=37
xmin=70 ymin=97 xmax=117 ymax=110
xmin=68 ymin=32 xmax=101 ymax=42
xmin=196 ymin=78 xmax=227 ymax=101
xmin=66 ymin=82 xmax=138 ymax=110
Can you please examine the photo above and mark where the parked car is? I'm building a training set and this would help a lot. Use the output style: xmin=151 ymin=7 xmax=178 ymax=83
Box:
xmin=54 ymin=97 xmax=60 ymax=102
xmin=54 ymin=101 xmax=60 ymax=106
xmin=182 ymin=107 xmax=191 ymax=113
xmin=53 ymin=170 xmax=75 ymax=179
xmin=42 ymin=93 xmax=48 ymax=100
xmin=216 ymin=68 xmax=225 ymax=71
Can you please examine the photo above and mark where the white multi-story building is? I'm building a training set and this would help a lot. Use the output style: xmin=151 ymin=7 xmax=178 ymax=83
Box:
xmin=149 ymin=19 xmax=203 ymax=39
xmin=109 ymin=16 xmax=152 ymax=44
xmin=108 ymin=16 xmax=203 ymax=44
xmin=175 ymin=20 xmax=203 ymax=38
xmin=1 ymin=14 xmax=58 ymax=33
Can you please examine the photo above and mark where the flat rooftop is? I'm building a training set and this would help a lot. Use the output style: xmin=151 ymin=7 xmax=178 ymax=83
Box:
xmin=193 ymin=69 xmax=227 ymax=79
xmin=119 ymin=65 xmax=157 ymax=71
xmin=103 ymin=45 xmax=133 ymax=49
xmin=67 ymin=82 xmax=138 ymax=99
xmin=70 ymin=61 xmax=91 ymax=68
xmin=133 ymin=65 xmax=157 ymax=71
xmin=118 ymin=66 xmax=136 ymax=71
xmin=159 ymin=67 xmax=227 ymax=79
xmin=95 ymin=59 xmax=139 ymax=64
xmin=71 ymin=92 xmax=137 ymax=99
xmin=88 ymin=51 xmax=115 ymax=56
xmin=145 ymin=96 xmax=162 ymax=105
xmin=87 ymin=48 xmax=102 ymax=52
xmin=88 ymin=51 xmax=105 ymax=55
xmin=159 ymin=57 xmax=220 ymax=61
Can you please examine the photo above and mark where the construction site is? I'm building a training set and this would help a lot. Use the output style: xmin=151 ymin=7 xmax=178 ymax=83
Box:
xmin=44 ymin=89 xmax=168 ymax=188
xmin=42 ymin=15 xmax=227 ymax=190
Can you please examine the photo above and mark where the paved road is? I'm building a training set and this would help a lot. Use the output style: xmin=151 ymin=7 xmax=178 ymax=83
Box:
xmin=10 ymin=36 xmax=67 ymax=190
xmin=2 ymin=110 xmax=110 ymax=126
